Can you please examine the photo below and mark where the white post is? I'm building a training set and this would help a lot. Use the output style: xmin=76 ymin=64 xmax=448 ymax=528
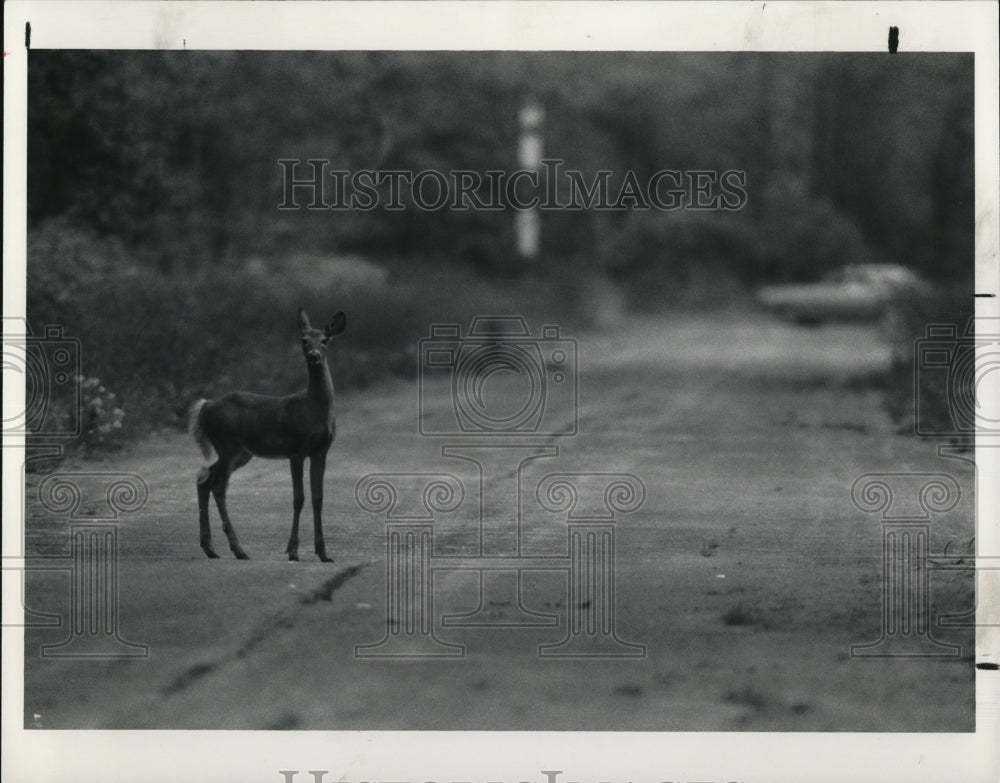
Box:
xmin=516 ymin=99 xmax=545 ymax=261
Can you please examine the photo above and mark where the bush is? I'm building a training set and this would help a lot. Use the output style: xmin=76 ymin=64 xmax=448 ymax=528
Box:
xmin=601 ymin=209 xmax=757 ymax=309
xmin=756 ymin=195 xmax=882 ymax=282
xmin=79 ymin=376 xmax=128 ymax=452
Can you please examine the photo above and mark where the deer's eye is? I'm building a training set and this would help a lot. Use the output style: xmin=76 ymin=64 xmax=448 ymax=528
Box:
xmin=320 ymin=338 xmax=328 ymax=346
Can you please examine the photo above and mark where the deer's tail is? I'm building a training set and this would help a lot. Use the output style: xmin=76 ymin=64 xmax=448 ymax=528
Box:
xmin=189 ymin=399 xmax=216 ymax=480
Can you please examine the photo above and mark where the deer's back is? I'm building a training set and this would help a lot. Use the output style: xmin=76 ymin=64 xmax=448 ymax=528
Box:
xmin=201 ymin=390 xmax=334 ymax=458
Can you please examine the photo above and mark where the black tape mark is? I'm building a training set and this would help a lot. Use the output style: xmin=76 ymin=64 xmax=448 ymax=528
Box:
xmin=976 ymin=662 xmax=999 ymax=671
xmin=888 ymin=26 xmax=899 ymax=54
xmin=25 ymin=22 xmax=31 ymax=50
xmin=974 ymin=293 xmax=996 ymax=298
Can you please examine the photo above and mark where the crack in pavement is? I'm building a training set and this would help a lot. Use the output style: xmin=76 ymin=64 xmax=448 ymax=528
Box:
xmin=161 ymin=563 xmax=366 ymax=696
xmin=299 ymin=563 xmax=364 ymax=605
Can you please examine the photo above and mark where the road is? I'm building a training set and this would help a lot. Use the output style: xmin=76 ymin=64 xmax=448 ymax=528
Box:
xmin=21 ymin=311 xmax=975 ymax=731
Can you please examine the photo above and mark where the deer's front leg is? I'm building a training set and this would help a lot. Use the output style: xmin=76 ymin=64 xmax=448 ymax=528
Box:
xmin=287 ymin=457 xmax=305 ymax=561
xmin=310 ymin=452 xmax=333 ymax=562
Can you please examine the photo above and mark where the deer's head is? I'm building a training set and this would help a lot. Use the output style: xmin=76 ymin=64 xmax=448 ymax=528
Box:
xmin=298 ymin=308 xmax=346 ymax=365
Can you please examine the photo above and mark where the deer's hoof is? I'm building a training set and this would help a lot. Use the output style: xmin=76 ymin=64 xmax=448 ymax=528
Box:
xmin=203 ymin=547 xmax=220 ymax=559
xmin=288 ymin=552 xmax=300 ymax=562
xmin=318 ymin=553 xmax=334 ymax=563
xmin=234 ymin=550 xmax=250 ymax=560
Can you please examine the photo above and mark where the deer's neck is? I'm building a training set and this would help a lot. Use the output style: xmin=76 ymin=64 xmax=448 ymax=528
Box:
xmin=306 ymin=361 xmax=335 ymax=409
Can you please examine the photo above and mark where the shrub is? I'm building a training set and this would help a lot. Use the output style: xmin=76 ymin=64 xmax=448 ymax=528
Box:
xmin=601 ymin=192 xmax=883 ymax=310
xmin=79 ymin=376 xmax=127 ymax=452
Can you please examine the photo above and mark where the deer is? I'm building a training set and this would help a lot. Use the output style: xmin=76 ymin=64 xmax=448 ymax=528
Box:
xmin=189 ymin=308 xmax=346 ymax=561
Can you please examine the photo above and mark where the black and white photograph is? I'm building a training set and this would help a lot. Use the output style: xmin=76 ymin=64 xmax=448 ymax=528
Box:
xmin=3 ymin=2 xmax=998 ymax=782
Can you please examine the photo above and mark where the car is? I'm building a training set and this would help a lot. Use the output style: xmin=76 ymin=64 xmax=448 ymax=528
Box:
xmin=756 ymin=263 xmax=930 ymax=325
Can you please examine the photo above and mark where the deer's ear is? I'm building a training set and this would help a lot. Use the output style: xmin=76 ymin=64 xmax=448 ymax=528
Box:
xmin=297 ymin=308 xmax=311 ymax=331
xmin=326 ymin=312 xmax=346 ymax=337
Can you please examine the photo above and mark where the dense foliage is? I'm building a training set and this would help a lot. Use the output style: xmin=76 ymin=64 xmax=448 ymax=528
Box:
xmin=29 ymin=51 xmax=972 ymax=280
xmin=25 ymin=51 xmax=974 ymax=450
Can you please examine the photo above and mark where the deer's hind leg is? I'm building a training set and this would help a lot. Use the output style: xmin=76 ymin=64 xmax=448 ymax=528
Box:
xmin=210 ymin=448 xmax=253 ymax=560
xmin=197 ymin=466 xmax=219 ymax=559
